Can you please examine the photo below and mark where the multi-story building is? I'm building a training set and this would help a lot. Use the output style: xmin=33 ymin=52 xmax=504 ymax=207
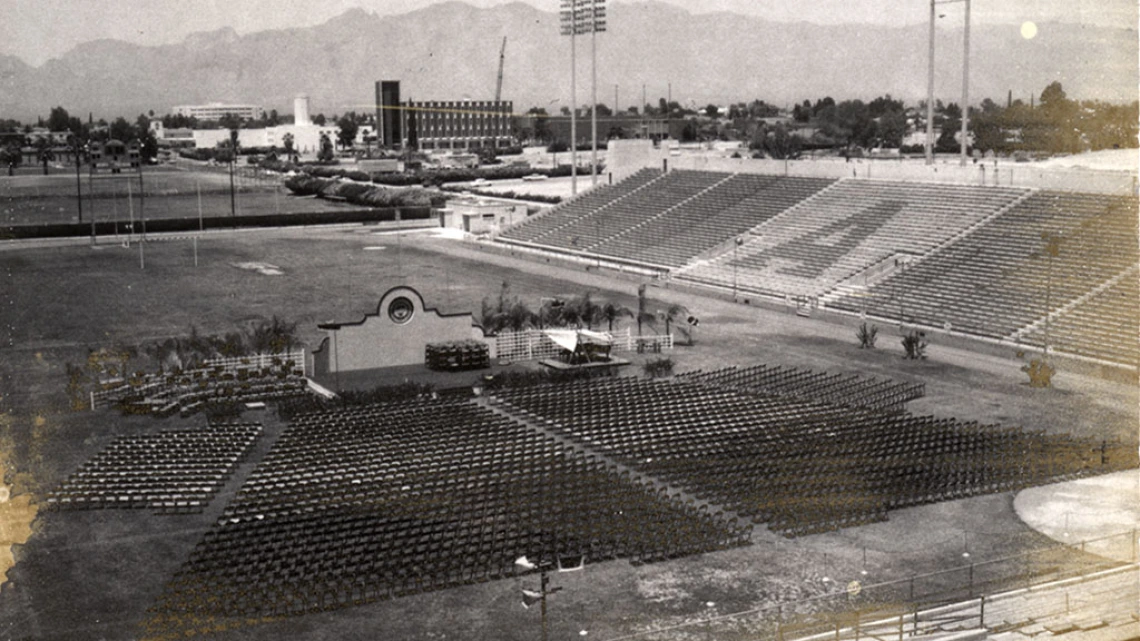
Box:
xmin=406 ymin=99 xmax=514 ymax=151
xmin=172 ymin=103 xmax=265 ymax=122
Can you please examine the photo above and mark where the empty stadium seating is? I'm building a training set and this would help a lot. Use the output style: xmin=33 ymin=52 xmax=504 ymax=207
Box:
xmin=499 ymin=168 xmax=663 ymax=244
xmin=590 ymin=174 xmax=835 ymax=267
xmin=499 ymin=167 xmax=1138 ymax=366
xmin=499 ymin=169 xmax=835 ymax=268
xmin=830 ymin=192 xmax=1139 ymax=349
xmin=679 ymin=180 xmax=1028 ymax=297
xmin=1019 ymin=266 xmax=1140 ymax=367
xmin=146 ymin=398 xmax=746 ymax=627
xmin=493 ymin=376 xmax=1135 ymax=538
xmin=677 ymin=363 xmax=925 ymax=414
xmin=47 ymin=422 xmax=261 ymax=514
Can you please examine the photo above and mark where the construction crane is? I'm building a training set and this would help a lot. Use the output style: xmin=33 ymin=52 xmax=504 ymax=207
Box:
xmin=494 ymin=36 xmax=507 ymax=102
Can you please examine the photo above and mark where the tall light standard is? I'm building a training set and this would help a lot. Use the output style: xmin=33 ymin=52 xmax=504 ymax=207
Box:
xmin=589 ymin=0 xmax=606 ymax=187
xmin=561 ymin=0 xmax=606 ymax=196
xmin=925 ymin=0 xmax=936 ymax=165
xmin=560 ymin=0 xmax=579 ymax=197
xmin=959 ymin=0 xmax=971 ymax=167
xmin=925 ymin=0 xmax=971 ymax=166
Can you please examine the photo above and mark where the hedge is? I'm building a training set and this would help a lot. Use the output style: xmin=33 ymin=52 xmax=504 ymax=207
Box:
xmin=283 ymin=175 xmax=449 ymax=208
xmin=440 ymin=185 xmax=561 ymax=204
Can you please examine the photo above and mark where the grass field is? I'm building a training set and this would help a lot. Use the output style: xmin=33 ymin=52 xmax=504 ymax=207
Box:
xmin=0 ymin=226 xmax=1135 ymax=640
xmin=0 ymin=165 xmax=374 ymax=227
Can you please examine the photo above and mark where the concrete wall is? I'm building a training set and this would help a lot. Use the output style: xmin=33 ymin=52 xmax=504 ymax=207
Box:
xmin=607 ymin=139 xmax=670 ymax=182
xmin=610 ymin=150 xmax=1138 ymax=196
xmin=310 ymin=286 xmax=491 ymax=377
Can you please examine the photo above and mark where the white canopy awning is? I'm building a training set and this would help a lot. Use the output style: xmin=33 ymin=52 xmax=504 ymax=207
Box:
xmin=543 ymin=329 xmax=613 ymax=352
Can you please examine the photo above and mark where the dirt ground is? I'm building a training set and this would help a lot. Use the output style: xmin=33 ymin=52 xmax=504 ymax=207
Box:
xmin=0 ymin=225 xmax=1135 ymax=641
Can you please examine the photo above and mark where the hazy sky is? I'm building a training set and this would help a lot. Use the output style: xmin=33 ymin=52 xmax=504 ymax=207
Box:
xmin=1 ymin=0 xmax=1135 ymax=66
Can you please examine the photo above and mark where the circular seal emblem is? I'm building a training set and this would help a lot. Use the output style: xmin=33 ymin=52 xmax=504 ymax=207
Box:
xmin=388 ymin=296 xmax=415 ymax=325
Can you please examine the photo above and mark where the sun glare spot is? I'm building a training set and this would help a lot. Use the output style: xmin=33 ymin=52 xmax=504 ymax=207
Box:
xmin=1021 ymin=21 xmax=1038 ymax=40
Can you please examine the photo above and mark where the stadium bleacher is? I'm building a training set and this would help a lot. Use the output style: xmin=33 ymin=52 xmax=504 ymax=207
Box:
xmin=594 ymin=174 xmax=836 ymax=267
xmin=497 ymin=168 xmax=1139 ymax=367
xmin=1020 ymin=266 xmax=1140 ymax=366
xmin=830 ymin=192 xmax=1139 ymax=350
xmin=499 ymin=167 xmax=663 ymax=244
xmin=499 ymin=169 xmax=835 ymax=267
xmin=678 ymin=180 xmax=1028 ymax=297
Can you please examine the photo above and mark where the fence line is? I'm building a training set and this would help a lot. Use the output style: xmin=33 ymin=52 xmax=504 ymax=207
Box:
xmin=203 ymin=350 xmax=304 ymax=372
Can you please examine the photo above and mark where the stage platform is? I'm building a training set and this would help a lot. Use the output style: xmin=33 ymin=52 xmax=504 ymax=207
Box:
xmin=539 ymin=357 xmax=631 ymax=372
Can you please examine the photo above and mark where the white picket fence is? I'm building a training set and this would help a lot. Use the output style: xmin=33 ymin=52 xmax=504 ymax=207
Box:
xmin=494 ymin=328 xmax=673 ymax=363
xmin=203 ymin=350 xmax=305 ymax=373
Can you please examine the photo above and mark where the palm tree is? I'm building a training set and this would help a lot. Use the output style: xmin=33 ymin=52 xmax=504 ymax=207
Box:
xmin=573 ymin=293 xmax=604 ymax=329
xmin=281 ymin=132 xmax=295 ymax=162
xmin=600 ymin=302 xmax=634 ymax=331
xmin=536 ymin=299 xmax=564 ymax=329
xmin=498 ymin=301 xmax=537 ymax=332
xmin=637 ymin=284 xmax=650 ymax=336
xmin=663 ymin=303 xmax=690 ymax=344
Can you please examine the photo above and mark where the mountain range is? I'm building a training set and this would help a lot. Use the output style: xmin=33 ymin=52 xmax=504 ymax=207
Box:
xmin=0 ymin=1 xmax=1135 ymax=122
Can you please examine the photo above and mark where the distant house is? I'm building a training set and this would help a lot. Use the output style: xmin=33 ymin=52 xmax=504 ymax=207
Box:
xmin=90 ymin=140 xmax=140 ymax=172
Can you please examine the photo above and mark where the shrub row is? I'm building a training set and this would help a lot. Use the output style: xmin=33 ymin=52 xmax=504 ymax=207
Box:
xmin=440 ymin=185 xmax=561 ymax=204
xmin=290 ymin=163 xmax=598 ymax=188
xmin=282 ymin=175 xmax=449 ymax=208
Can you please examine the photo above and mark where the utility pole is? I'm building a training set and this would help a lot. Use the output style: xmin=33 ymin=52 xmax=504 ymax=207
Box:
xmin=229 ymin=128 xmax=239 ymax=217
xmin=642 ymin=83 xmax=647 ymax=138
xmin=73 ymin=138 xmax=83 ymax=223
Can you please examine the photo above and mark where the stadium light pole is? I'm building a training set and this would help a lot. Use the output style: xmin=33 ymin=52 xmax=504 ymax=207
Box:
xmin=589 ymin=0 xmax=607 ymax=188
xmin=925 ymin=0 xmax=936 ymax=165
xmin=927 ymin=0 xmax=971 ymax=166
xmin=960 ymin=0 xmax=971 ymax=167
xmin=560 ymin=0 xmax=579 ymax=197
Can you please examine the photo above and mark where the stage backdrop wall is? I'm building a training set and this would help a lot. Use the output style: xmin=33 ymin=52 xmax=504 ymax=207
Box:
xmin=309 ymin=286 xmax=492 ymax=377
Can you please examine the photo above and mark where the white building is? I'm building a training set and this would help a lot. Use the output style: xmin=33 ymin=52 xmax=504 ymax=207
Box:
xmin=173 ymin=103 xmax=265 ymax=121
xmin=190 ymin=124 xmax=337 ymax=157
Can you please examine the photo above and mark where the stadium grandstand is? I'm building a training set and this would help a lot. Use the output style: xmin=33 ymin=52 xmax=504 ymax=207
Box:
xmin=496 ymin=169 xmax=1140 ymax=369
